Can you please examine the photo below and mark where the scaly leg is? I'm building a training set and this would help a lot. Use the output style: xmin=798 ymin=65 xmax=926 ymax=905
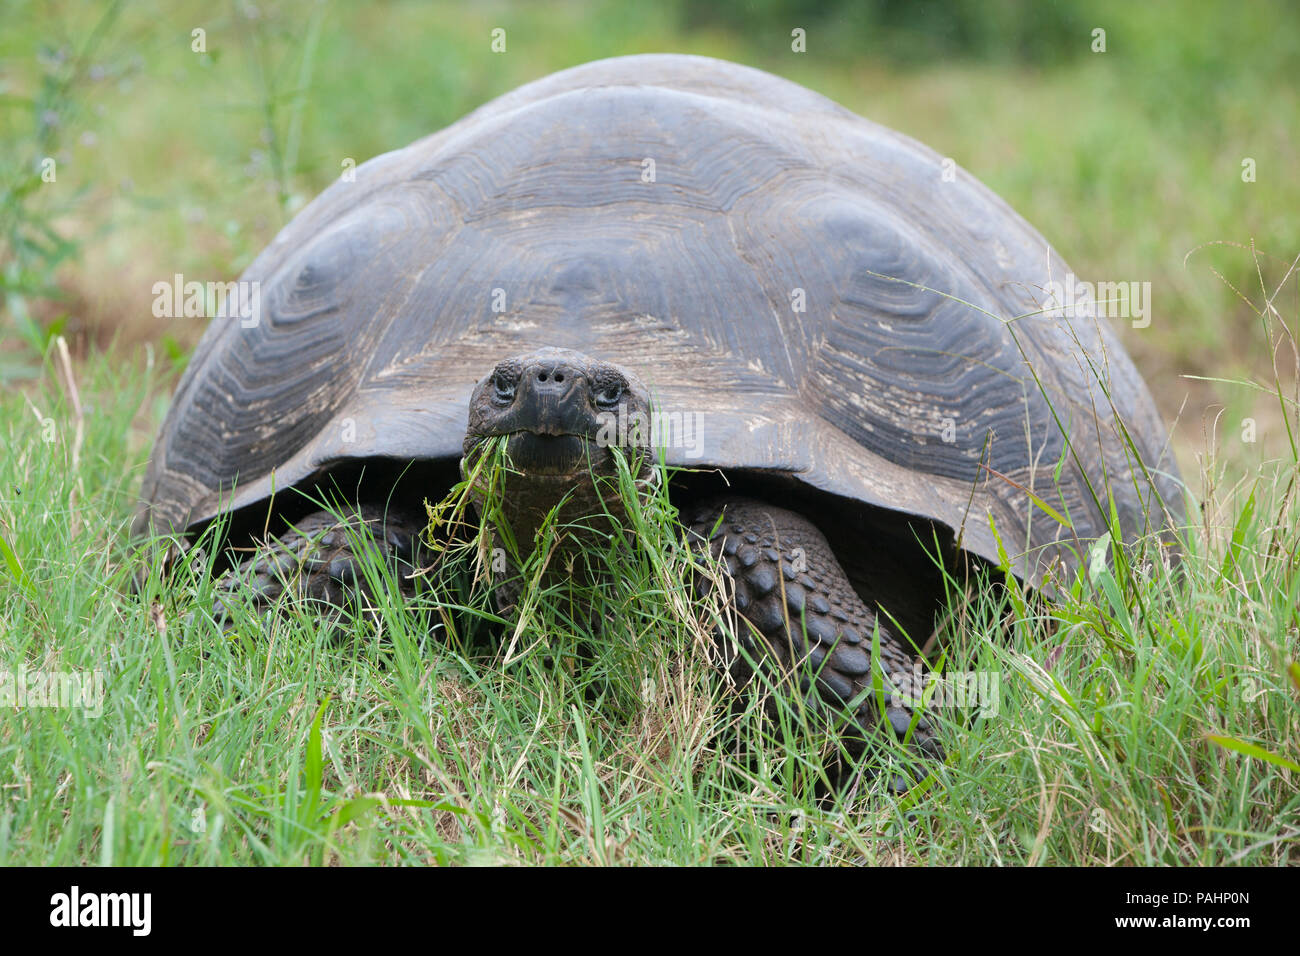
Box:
xmin=688 ymin=497 xmax=942 ymax=788
xmin=211 ymin=505 xmax=431 ymax=629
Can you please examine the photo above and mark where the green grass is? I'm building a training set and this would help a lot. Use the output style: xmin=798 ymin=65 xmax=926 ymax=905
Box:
xmin=0 ymin=340 xmax=1296 ymax=865
xmin=1 ymin=0 xmax=1298 ymax=865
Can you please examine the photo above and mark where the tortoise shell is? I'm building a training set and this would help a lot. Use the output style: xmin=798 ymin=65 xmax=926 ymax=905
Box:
xmin=134 ymin=54 xmax=1182 ymax=585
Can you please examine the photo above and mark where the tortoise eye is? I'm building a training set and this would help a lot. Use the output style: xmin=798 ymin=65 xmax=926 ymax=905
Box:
xmin=595 ymin=383 xmax=624 ymax=408
xmin=493 ymin=372 xmax=517 ymax=404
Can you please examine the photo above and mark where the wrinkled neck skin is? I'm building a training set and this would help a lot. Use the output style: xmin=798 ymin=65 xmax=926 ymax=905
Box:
xmin=461 ymin=444 xmax=658 ymax=613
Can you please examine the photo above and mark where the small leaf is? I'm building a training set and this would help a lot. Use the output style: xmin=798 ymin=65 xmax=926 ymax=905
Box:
xmin=305 ymin=697 xmax=330 ymax=807
xmin=0 ymin=531 xmax=35 ymax=600
xmin=986 ymin=510 xmax=1011 ymax=573
xmin=982 ymin=464 xmax=1072 ymax=528
xmin=331 ymin=796 xmax=381 ymax=829
xmin=1154 ymin=783 xmax=1178 ymax=837
xmin=1052 ymin=443 xmax=1068 ymax=484
xmin=1208 ymin=734 xmax=1300 ymax=773
xmin=1220 ymin=484 xmax=1257 ymax=578
xmin=1087 ymin=536 xmax=1110 ymax=584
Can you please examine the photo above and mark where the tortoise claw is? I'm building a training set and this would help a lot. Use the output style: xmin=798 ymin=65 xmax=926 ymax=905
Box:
xmin=209 ymin=507 xmax=430 ymax=631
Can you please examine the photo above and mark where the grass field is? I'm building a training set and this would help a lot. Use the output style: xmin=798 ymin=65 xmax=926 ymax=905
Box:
xmin=1 ymin=345 xmax=1297 ymax=865
xmin=1 ymin=1 xmax=1298 ymax=865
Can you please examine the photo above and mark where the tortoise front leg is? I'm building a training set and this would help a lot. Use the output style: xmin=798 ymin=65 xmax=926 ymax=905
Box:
xmin=687 ymin=497 xmax=942 ymax=788
xmin=211 ymin=505 xmax=432 ymax=631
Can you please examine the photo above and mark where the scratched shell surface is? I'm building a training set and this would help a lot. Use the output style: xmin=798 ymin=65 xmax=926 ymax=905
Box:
xmin=134 ymin=53 xmax=1183 ymax=584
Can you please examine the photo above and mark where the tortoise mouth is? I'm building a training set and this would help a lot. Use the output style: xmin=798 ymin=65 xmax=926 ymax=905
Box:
xmin=504 ymin=431 xmax=598 ymax=476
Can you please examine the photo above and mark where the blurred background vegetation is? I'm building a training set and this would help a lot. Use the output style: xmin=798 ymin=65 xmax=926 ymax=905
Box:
xmin=2 ymin=0 xmax=1298 ymax=484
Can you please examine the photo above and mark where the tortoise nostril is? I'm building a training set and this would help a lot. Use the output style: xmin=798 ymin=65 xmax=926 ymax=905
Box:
xmin=535 ymin=367 xmax=569 ymax=386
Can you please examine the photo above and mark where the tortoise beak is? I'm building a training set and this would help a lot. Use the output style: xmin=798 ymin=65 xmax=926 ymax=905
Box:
xmin=504 ymin=432 xmax=592 ymax=475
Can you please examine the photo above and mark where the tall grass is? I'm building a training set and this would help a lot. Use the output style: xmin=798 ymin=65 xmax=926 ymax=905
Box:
xmin=0 ymin=306 xmax=1296 ymax=863
xmin=0 ymin=0 xmax=1296 ymax=865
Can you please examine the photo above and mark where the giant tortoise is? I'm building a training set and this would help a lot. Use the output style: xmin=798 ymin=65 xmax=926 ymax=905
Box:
xmin=134 ymin=54 xmax=1183 ymax=773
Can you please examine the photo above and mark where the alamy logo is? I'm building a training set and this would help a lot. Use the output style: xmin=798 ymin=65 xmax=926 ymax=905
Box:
xmin=49 ymin=886 xmax=151 ymax=936
xmin=0 ymin=670 xmax=103 ymax=717
xmin=595 ymin=405 xmax=705 ymax=459
xmin=151 ymin=273 xmax=261 ymax=327
xmin=895 ymin=665 xmax=1002 ymax=717
xmin=1042 ymin=271 xmax=1152 ymax=329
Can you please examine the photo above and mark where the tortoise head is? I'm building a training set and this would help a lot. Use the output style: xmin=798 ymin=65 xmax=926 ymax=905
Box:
xmin=461 ymin=348 xmax=658 ymax=546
